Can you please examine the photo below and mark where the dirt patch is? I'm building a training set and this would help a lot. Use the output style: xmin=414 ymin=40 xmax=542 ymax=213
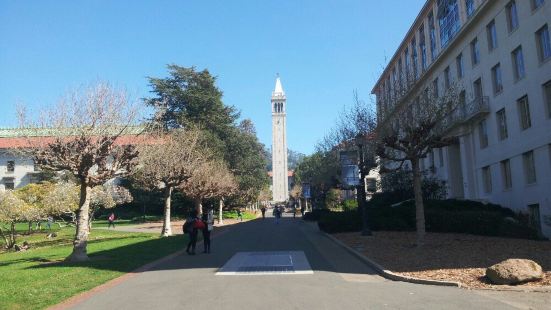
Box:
xmin=334 ymin=231 xmax=551 ymax=289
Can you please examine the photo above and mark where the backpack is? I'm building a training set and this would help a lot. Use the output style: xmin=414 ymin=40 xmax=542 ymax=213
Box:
xmin=183 ymin=218 xmax=194 ymax=234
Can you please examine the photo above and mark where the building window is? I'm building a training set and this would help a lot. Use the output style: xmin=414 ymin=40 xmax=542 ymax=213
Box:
xmin=428 ymin=12 xmax=437 ymax=61
xmin=471 ymin=38 xmax=480 ymax=66
xmin=4 ymin=181 xmax=15 ymax=190
xmin=456 ymin=53 xmax=464 ymax=78
xmin=433 ymin=78 xmax=439 ymax=97
xmin=532 ymin=0 xmax=545 ymax=10
xmin=512 ymin=46 xmax=525 ymax=81
xmin=506 ymin=1 xmax=519 ymax=32
xmin=501 ymin=159 xmax=512 ymax=190
xmin=523 ymin=150 xmax=537 ymax=184
xmin=496 ymin=108 xmax=508 ymax=140
xmin=411 ymin=39 xmax=419 ymax=79
xmin=438 ymin=148 xmax=444 ymax=167
xmin=6 ymin=161 xmax=15 ymax=173
xmin=398 ymin=59 xmax=403 ymax=89
xmin=404 ymin=47 xmax=410 ymax=82
xmin=473 ymin=78 xmax=483 ymax=99
xmin=491 ymin=63 xmax=503 ymax=94
xmin=420 ymin=25 xmax=428 ymax=72
xmin=465 ymin=0 xmax=475 ymax=17
xmin=439 ymin=0 xmax=460 ymax=47
xmin=478 ymin=119 xmax=488 ymax=148
xmin=536 ymin=25 xmax=551 ymax=62
xmin=482 ymin=166 xmax=492 ymax=193
xmin=544 ymin=81 xmax=551 ymax=118
xmin=429 ymin=151 xmax=435 ymax=170
xmin=487 ymin=20 xmax=498 ymax=51
xmin=517 ymin=96 xmax=532 ymax=130
xmin=528 ymin=204 xmax=542 ymax=235
xmin=444 ymin=66 xmax=451 ymax=89
xmin=366 ymin=178 xmax=377 ymax=193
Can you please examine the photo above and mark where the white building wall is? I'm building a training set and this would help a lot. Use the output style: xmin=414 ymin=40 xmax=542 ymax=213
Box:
xmin=374 ymin=0 xmax=551 ymax=237
xmin=0 ymin=151 xmax=35 ymax=190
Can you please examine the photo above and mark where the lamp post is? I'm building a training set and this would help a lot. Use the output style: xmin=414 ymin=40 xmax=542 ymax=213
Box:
xmin=356 ymin=135 xmax=372 ymax=236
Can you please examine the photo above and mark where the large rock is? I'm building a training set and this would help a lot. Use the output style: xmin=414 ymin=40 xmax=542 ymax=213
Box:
xmin=486 ymin=259 xmax=543 ymax=285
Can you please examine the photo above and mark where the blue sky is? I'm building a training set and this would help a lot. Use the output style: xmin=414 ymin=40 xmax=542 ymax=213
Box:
xmin=0 ymin=0 xmax=424 ymax=155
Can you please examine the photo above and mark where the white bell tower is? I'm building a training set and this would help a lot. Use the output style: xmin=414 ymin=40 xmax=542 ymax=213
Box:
xmin=271 ymin=75 xmax=289 ymax=202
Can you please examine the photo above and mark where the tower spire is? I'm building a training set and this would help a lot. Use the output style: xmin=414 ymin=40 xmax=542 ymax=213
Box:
xmin=274 ymin=75 xmax=284 ymax=94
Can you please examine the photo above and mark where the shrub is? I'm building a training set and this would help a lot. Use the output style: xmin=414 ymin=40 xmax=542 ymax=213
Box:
xmin=317 ymin=211 xmax=361 ymax=234
xmin=342 ymin=199 xmax=358 ymax=212
xmin=315 ymin=199 xmax=540 ymax=240
xmin=302 ymin=208 xmax=331 ymax=221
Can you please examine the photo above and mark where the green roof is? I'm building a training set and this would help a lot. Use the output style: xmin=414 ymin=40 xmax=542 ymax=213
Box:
xmin=0 ymin=125 xmax=146 ymax=138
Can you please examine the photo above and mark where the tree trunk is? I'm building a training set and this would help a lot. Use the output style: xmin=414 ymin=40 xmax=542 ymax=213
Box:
xmin=218 ymin=199 xmax=224 ymax=225
xmin=194 ymin=198 xmax=203 ymax=216
xmin=67 ymin=183 xmax=92 ymax=262
xmin=28 ymin=222 xmax=32 ymax=234
xmin=412 ymin=159 xmax=426 ymax=247
xmin=161 ymin=186 xmax=173 ymax=237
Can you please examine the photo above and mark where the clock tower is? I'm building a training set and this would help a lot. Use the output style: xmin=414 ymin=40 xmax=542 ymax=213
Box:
xmin=271 ymin=75 xmax=289 ymax=202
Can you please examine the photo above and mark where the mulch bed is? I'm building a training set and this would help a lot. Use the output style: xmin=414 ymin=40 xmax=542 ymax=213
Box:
xmin=334 ymin=231 xmax=551 ymax=289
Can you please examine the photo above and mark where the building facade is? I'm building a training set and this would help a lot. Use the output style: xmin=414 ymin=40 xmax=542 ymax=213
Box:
xmin=372 ymin=0 xmax=551 ymax=237
xmin=271 ymin=76 xmax=289 ymax=202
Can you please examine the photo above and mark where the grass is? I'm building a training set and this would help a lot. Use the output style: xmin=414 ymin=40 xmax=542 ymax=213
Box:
xmin=221 ymin=210 xmax=257 ymax=220
xmin=0 ymin=227 xmax=187 ymax=310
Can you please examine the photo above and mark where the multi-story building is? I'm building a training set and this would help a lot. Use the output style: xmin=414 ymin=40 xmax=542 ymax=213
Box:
xmin=372 ymin=0 xmax=551 ymax=237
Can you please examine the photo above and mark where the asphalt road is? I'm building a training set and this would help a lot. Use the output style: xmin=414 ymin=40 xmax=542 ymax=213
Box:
xmin=70 ymin=213 xmax=550 ymax=310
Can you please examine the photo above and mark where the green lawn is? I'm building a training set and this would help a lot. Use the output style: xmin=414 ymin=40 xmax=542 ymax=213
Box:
xmin=0 ymin=227 xmax=187 ymax=310
xmin=221 ymin=210 xmax=257 ymax=220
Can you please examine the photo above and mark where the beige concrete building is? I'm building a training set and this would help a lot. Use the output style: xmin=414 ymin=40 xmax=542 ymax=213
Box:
xmin=372 ymin=0 xmax=551 ymax=237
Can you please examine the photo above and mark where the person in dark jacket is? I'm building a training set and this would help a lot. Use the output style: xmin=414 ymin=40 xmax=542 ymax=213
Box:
xmin=186 ymin=210 xmax=199 ymax=255
xmin=201 ymin=209 xmax=213 ymax=253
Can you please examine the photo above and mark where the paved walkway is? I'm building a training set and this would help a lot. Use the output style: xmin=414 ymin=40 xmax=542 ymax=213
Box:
xmin=70 ymin=213 xmax=550 ymax=310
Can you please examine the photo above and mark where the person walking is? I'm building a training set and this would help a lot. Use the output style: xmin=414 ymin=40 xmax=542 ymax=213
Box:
xmin=261 ymin=206 xmax=266 ymax=219
xmin=107 ymin=212 xmax=116 ymax=229
xmin=275 ymin=205 xmax=281 ymax=224
xmin=185 ymin=210 xmax=201 ymax=255
xmin=236 ymin=208 xmax=243 ymax=222
xmin=201 ymin=209 xmax=214 ymax=253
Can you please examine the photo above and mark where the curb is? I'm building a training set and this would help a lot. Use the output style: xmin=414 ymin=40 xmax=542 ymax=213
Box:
xmin=320 ymin=228 xmax=462 ymax=288
xmin=320 ymin=227 xmax=551 ymax=292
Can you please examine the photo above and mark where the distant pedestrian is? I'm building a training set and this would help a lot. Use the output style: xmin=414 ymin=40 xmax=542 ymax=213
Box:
xmin=46 ymin=216 xmax=54 ymax=230
xmin=201 ymin=209 xmax=214 ymax=253
xmin=275 ymin=206 xmax=281 ymax=224
xmin=107 ymin=212 xmax=116 ymax=229
xmin=293 ymin=204 xmax=296 ymax=218
xmin=261 ymin=206 xmax=266 ymax=219
xmin=301 ymin=204 xmax=305 ymax=217
xmin=185 ymin=210 xmax=202 ymax=255
xmin=236 ymin=209 xmax=243 ymax=222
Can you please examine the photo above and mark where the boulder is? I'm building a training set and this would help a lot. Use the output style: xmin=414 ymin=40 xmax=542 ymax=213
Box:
xmin=486 ymin=259 xmax=544 ymax=285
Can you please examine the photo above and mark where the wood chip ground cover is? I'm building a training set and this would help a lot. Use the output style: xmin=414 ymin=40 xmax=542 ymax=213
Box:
xmin=334 ymin=231 xmax=551 ymax=289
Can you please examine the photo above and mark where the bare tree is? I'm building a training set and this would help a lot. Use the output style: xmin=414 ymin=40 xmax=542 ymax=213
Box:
xmin=135 ymin=128 xmax=209 ymax=236
xmin=181 ymin=159 xmax=237 ymax=216
xmin=376 ymin=73 xmax=461 ymax=246
xmin=18 ymin=83 xmax=140 ymax=261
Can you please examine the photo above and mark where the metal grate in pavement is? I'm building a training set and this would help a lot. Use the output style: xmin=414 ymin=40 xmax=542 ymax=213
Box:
xmin=216 ymin=251 xmax=313 ymax=275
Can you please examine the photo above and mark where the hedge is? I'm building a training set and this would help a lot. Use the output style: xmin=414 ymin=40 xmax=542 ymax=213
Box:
xmin=315 ymin=199 xmax=540 ymax=240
